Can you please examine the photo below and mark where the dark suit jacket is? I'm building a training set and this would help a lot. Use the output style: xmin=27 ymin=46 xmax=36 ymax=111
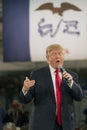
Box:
xmin=20 ymin=66 xmax=83 ymax=130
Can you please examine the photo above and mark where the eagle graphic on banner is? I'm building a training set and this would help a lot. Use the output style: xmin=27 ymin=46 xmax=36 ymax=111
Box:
xmin=35 ymin=2 xmax=82 ymax=16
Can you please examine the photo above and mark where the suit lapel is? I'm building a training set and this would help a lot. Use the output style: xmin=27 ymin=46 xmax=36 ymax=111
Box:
xmin=45 ymin=67 xmax=56 ymax=104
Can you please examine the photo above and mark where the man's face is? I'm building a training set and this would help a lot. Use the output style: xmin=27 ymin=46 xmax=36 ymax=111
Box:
xmin=47 ymin=49 xmax=64 ymax=69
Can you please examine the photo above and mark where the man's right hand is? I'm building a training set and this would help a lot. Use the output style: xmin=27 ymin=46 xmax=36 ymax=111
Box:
xmin=22 ymin=76 xmax=35 ymax=93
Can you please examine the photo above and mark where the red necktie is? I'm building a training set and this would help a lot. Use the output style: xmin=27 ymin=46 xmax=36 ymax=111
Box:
xmin=55 ymin=68 xmax=62 ymax=126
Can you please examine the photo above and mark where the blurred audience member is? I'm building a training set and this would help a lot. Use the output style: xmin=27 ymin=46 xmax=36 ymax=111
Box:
xmin=0 ymin=101 xmax=6 ymax=130
xmin=3 ymin=99 xmax=24 ymax=130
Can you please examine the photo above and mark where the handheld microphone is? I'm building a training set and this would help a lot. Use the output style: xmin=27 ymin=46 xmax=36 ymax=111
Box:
xmin=58 ymin=65 xmax=69 ymax=85
xmin=58 ymin=65 xmax=65 ymax=73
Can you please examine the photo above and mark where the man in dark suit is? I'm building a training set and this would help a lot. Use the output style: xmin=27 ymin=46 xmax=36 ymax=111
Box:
xmin=19 ymin=44 xmax=83 ymax=130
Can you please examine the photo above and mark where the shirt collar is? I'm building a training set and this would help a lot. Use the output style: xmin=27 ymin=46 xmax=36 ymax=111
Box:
xmin=49 ymin=65 xmax=56 ymax=74
xmin=49 ymin=65 xmax=61 ymax=76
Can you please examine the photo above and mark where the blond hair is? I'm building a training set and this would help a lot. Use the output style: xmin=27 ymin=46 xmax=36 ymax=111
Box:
xmin=46 ymin=44 xmax=64 ymax=57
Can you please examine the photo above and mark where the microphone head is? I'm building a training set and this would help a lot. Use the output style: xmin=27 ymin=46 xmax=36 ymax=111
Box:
xmin=58 ymin=65 xmax=65 ymax=73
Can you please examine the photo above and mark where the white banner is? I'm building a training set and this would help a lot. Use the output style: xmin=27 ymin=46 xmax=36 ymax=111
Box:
xmin=30 ymin=0 xmax=87 ymax=61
